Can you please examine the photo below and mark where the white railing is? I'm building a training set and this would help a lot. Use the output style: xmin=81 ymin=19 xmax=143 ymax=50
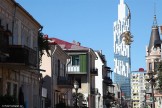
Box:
xmin=68 ymin=65 xmax=80 ymax=73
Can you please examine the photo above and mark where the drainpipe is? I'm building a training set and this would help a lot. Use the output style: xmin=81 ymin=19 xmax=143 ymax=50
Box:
xmin=38 ymin=26 xmax=43 ymax=108
xmin=88 ymin=49 xmax=91 ymax=108
xmin=51 ymin=45 xmax=57 ymax=108
xmin=66 ymin=57 xmax=71 ymax=106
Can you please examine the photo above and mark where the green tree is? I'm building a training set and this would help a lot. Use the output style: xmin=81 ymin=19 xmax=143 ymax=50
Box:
xmin=157 ymin=62 xmax=162 ymax=89
xmin=38 ymin=27 xmax=50 ymax=66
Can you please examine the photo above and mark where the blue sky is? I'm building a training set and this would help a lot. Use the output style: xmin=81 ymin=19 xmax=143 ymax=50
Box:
xmin=16 ymin=0 xmax=162 ymax=71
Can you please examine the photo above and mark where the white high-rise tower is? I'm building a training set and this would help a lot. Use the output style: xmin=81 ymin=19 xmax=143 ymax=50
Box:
xmin=113 ymin=0 xmax=131 ymax=98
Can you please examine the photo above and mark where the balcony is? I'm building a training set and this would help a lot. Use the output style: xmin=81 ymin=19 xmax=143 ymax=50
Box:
xmin=67 ymin=65 xmax=87 ymax=74
xmin=90 ymin=68 xmax=98 ymax=76
xmin=108 ymin=92 xmax=115 ymax=100
xmin=105 ymin=66 xmax=110 ymax=71
xmin=57 ymin=76 xmax=73 ymax=88
xmin=103 ymin=76 xmax=113 ymax=85
xmin=0 ymin=45 xmax=37 ymax=68
xmin=103 ymin=92 xmax=115 ymax=100
xmin=145 ymin=88 xmax=152 ymax=94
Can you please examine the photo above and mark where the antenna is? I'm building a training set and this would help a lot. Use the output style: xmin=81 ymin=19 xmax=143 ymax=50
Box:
xmin=153 ymin=0 xmax=158 ymax=27
xmin=154 ymin=0 xmax=156 ymax=16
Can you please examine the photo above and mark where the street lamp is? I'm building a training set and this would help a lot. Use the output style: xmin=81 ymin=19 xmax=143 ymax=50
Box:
xmin=74 ymin=80 xmax=79 ymax=108
xmin=97 ymin=93 xmax=101 ymax=108
xmin=145 ymin=71 xmax=156 ymax=108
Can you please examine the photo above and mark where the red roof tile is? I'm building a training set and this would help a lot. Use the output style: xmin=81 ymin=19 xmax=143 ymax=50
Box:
xmin=49 ymin=38 xmax=89 ymax=50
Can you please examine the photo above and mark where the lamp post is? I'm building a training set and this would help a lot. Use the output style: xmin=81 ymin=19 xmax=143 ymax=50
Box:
xmin=145 ymin=71 xmax=156 ymax=108
xmin=97 ymin=93 xmax=101 ymax=108
xmin=74 ymin=81 xmax=79 ymax=108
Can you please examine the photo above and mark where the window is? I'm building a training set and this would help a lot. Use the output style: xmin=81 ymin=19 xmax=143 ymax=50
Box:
xmin=55 ymin=59 xmax=58 ymax=76
xmin=64 ymin=64 xmax=66 ymax=76
xmin=72 ymin=55 xmax=79 ymax=66
xmin=0 ymin=78 xmax=2 ymax=95
xmin=58 ymin=60 xmax=60 ymax=76
xmin=154 ymin=62 xmax=159 ymax=71
xmin=7 ymin=82 xmax=11 ymax=94
xmin=118 ymin=92 xmax=120 ymax=98
xmin=149 ymin=63 xmax=152 ymax=71
xmin=13 ymin=84 xmax=17 ymax=97
xmin=6 ymin=81 xmax=17 ymax=97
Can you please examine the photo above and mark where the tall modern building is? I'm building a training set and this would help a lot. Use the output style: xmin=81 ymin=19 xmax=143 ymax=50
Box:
xmin=113 ymin=0 xmax=131 ymax=98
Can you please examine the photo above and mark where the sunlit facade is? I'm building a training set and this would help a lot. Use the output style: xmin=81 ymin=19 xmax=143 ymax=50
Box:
xmin=131 ymin=68 xmax=146 ymax=108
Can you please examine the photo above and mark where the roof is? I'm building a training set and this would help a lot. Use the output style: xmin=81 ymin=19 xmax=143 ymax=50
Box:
xmin=95 ymin=51 xmax=106 ymax=63
xmin=131 ymin=68 xmax=146 ymax=72
xmin=148 ymin=16 xmax=161 ymax=52
xmin=49 ymin=38 xmax=89 ymax=51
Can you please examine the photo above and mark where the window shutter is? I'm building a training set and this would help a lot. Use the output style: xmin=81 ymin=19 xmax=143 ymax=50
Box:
xmin=80 ymin=54 xmax=87 ymax=72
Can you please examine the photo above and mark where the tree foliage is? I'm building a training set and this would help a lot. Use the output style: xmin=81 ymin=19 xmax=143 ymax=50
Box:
xmin=38 ymin=28 xmax=50 ymax=66
xmin=72 ymin=92 xmax=87 ymax=107
xmin=157 ymin=61 xmax=162 ymax=89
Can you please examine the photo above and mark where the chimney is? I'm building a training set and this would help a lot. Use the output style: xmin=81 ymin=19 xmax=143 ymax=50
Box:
xmin=72 ymin=40 xmax=81 ymax=46
xmin=72 ymin=40 xmax=76 ymax=44
xmin=77 ymin=42 xmax=81 ymax=46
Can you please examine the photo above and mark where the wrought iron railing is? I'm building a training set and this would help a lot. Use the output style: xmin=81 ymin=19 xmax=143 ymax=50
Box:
xmin=57 ymin=76 xmax=73 ymax=87
xmin=0 ymin=45 xmax=37 ymax=67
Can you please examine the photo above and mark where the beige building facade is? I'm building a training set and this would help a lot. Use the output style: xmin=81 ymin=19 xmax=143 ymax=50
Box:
xmin=50 ymin=38 xmax=98 ymax=108
xmin=0 ymin=0 xmax=42 ymax=108
xmin=131 ymin=68 xmax=146 ymax=108
xmin=41 ymin=43 xmax=73 ymax=108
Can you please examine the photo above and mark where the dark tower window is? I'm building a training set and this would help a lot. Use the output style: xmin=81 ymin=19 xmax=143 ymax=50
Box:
xmin=149 ymin=63 xmax=152 ymax=71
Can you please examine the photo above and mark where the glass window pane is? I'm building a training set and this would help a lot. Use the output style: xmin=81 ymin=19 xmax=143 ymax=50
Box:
xmin=72 ymin=55 xmax=79 ymax=66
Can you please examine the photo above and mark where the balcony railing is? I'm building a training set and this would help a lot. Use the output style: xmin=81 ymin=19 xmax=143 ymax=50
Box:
xmin=108 ymin=93 xmax=115 ymax=99
xmin=67 ymin=65 xmax=87 ymax=74
xmin=90 ymin=68 xmax=98 ymax=76
xmin=145 ymin=88 xmax=152 ymax=94
xmin=105 ymin=66 xmax=111 ymax=72
xmin=57 ymin=76 xmax=73 ymax=88
xmin=0 ymin=45 xmax=37 ymax=67
xmin=103 ymin=92 xmax=115 ymax=100
xmin=103 ymin=76 xmax=113 ymax=85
